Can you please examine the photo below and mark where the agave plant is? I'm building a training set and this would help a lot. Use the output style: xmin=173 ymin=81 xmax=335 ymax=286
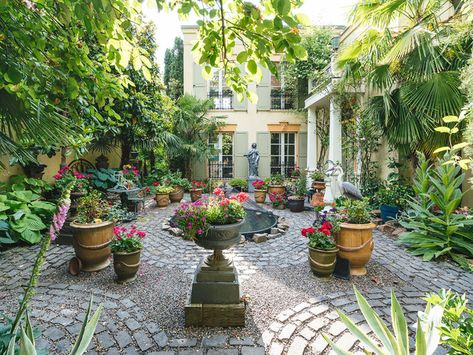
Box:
xmin=323 ymin=287 xmax=443 ymax=355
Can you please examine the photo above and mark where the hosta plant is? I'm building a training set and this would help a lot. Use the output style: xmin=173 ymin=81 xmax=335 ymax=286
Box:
xmin=324 ymin=287 xmax=443 ymax=355
xmin=399 ymin=154 xmax=473 ymax=269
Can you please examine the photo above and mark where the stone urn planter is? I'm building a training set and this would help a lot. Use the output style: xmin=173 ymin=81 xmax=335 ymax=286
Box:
xmin=337 ymin=222 xmax=376 ymax=275
xmin=113 ymin=249 xmax=141 ymax=283
xmin=169 ymin=186 xmax=184 ymax=203
xmin=268 ymin=185 xmax=285 ymax=195
xmin=254 ymin=189 xmax=267 ymax=203
xmin=70 ymin=220 xmax=114 ymax=272
xmin=288 ymin=196 xmax=305 ymax=212
xmin=186 ymin=219 xmax=246 ymax=327
xmin=190 ymin=188 xmax=203 ymax=202
xmin=308 ymin=246 xmax=338 ymax=277
xmin=155 ymin=193 xmax=170 ymax=207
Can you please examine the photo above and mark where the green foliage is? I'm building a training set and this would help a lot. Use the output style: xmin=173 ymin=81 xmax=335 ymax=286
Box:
xmin=346 ymin=198 xmax=371 ymax=224
xmin=0 ymin=185 xmax=56 ymax=245
xmin=162 ymin=171 xmax=191 ymax=189
xmin=164 ymin=37 xmax=184 ymax=100
xmin=170 ymin=95 xmax=224 ymax=178
xmin=373 ymin=180 xmax=414 ymax=211
xmin=337 ymin=0 xmax=472 ymax=157
xmin=206 ymin=199 xmax=246 ymax=225
xmin=269 ymin=173 xmax=285 ymax=185
xmin=75 ymin=191 xmax=110 ymax=224
xmin=399 ymin=154 xmax=473 ymax=269
xmin=324 ymin=286 xmax=443 ymax=355
xmin=86 ymin=169 xmax=117 ymax=191
xmin=6 ymin=175 xmax=52 ymax=195
xmin=152 ymin=185 xmax=174 ymax=194
xmin=425 ymin=289 xmax=473 ymax=354
xmin=229 ymin=178 xmax=248 ymax=191
xmin=310 ymin=169 xmax=325 ymax=181
xmin=295 ymin=174 xmax=307 ymax=197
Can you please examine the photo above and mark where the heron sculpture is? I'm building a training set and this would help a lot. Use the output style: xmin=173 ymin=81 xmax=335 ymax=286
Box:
xmin=326 ymin=163 xmax=363 ymax=200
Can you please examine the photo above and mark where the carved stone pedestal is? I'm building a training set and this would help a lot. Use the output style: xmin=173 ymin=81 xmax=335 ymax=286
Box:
xmin=185 ymin=251 xmax=245 ymax=327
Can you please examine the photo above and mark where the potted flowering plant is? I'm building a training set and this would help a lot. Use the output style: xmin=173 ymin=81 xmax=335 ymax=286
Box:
xmin=269 ymin=192 xmax=287 ymax=210
xmin=111 ymin=225 xmax=146 ymax=283
xmin=302 ymin=218 xmax=339 ymax=277
xmin=290 ymin=166 xmax=301 ymax=180
xmin=190 ymin=180 xmax=206 ymax=202
xmin=373 ymin=181 xmax=414 ymax=223
xmin=338 ymin=198 xmax=375 ymax=275
xmin=252 ymin=179 xmax=268 ymax=203
xmin=287 ymin=174 xmax=307 ymax=212
xmin=163 ymin=172 xmax=191 ymax=203
xmin=54 ymin=166 xmax=91 ymax=220
xmin=310 ymin=169 xmax=326 ymax=190
xmin=268 ymin=173 xmax=286 ymax=195
xmin=70 ymin=191 xmax=113 ymax=272
xmin=150 ymin=182 xmax=174 ymax=207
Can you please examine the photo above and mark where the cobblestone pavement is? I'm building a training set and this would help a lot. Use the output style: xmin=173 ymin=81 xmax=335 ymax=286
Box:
xmin=0 ymin=196 xmax=471 ymax=354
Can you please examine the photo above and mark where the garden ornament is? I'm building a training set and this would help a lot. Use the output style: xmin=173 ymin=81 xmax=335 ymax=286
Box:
xmin=326 ymin=161 xmax=363 ymax=200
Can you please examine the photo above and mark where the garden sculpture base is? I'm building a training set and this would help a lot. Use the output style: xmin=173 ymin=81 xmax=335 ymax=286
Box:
xmin=185 ymin=250 xmax=245 ymax=327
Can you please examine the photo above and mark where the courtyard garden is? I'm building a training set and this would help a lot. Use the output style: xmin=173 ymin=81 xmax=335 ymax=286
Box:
xmin=1 ymin=0 xmax=473 ymax=355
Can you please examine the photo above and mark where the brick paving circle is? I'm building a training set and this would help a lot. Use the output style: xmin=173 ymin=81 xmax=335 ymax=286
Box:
xmin=0 ymin=196 xmax=471 ymax=354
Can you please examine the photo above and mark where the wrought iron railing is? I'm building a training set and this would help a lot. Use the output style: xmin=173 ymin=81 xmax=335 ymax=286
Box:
xmin=270 ymin=164 xmax=296 ymax=177
xmin=270 ymin=91 xmax=295 ymax=110
xmin=208 ymin=161 xmax=234 ymax=179
xmin=208 ymin=89 xmax=233 ymax=110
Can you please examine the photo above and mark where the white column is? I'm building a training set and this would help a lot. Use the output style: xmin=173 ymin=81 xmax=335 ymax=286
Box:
xmin=307 ymin=107 xmax=317 ymax=170
xmin=328 ymin=96 xmax=342 ymax=164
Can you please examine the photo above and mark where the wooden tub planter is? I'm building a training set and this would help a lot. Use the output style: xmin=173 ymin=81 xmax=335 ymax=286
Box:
xmin=337 ymin=222 xmax=376 ymax=275
xmin=268 ymin=185 xmax=285 ymax=195
xmin=113 ymin=249 xmax=142 ymax=283
xmin=190 ymin=188 xmax=203 ymax=202
xmin=169 ymin=186 xmax=184 ymax=203
xmin=254 ymin=189 xmax=267 ymax=203
xmin=155 ymin=193 xmax=170 ymax=207
xmin=311 ymin=181 xmax=326 ymax=191
xmin=308 ymin=246 xmax=338 ymax=277
xmin=70 ymin=220 xmax=114 ymax=272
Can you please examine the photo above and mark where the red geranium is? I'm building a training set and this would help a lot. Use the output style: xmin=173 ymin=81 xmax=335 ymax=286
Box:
xmin=301 ymin=226 xmax=316 ymax=237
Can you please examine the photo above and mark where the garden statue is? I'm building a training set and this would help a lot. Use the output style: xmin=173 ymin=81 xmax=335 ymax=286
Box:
xmin=245 ymin=143 xmax=260 ymax=177
xmin=325 ymin=161 xmax=363 ymax=201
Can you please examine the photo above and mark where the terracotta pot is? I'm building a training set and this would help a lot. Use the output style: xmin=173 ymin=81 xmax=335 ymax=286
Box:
xmin=254 ymin=190 xmax=267 ymax=203
xmin=308 ymin=246 xmax=338 ymax=277
xmin=268 ymin=185 xmax=285 ymax=195
xmin=288 ymin=197 xmax=305 ymax=212
xmin=155 ymin=193 xmax=170 ymax=207
xmin=190 ymin=188 xmax=203 ymax=202
xmin=337 ymin=222 xmax=376 ymax=275
xmin=312 ymin=181 xmax=326 ymax=191
xmin=113 ymin=249 xmax=141 ymax=283
xmin=169 ymin=186 xmax=184 ymax=203
xmin=70 ymin=220 xmax=114 ymax=272
xmin=311 ymin=192 xmax=325 ymax=207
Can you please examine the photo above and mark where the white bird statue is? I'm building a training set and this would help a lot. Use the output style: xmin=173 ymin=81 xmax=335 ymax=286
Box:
xmin=326 ymin=163 xmax=363 ymax=200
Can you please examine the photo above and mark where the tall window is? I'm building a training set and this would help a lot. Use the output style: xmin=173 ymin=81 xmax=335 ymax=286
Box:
xmin=208 ymin=71 xmax=233 ymax=110
xmin=208 ymin=133 xmax=234 ymax=179
xmin=270 ymin=63 xmax=294 ymax=110
xmin=270 ymin=133 xmax=296 ymax=175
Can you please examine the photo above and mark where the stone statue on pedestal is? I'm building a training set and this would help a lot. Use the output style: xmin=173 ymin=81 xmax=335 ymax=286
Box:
xmin=245 ymin=143 xmax=260 ymax=177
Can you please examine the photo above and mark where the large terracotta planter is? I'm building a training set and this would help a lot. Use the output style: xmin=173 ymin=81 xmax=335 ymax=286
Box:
xmin=268 ymin=185 xmax=285 ymax=195
xmin=337 ymin=222 xmax=376 ymax=275
xmin=155 ymin=193 xmax=170 ymax=207
xmin=308 ymin=246 xmax=338 ymax=277
xmin=190 ymin=188 xmax=203 ymax=202
xmin=169 ymin=186 xmax=184 ymax=203
xmin=113 ymin=249 xmax=141 ymax=283
xmin=254 ymin=189 xmax=267 ymax=203
xmin=70 ymin=220 xmax=114 ymax=272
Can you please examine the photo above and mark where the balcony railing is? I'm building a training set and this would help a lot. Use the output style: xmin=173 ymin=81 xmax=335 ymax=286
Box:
xmin=270 ymin=91 xmax=295 ymax=110
xmin=208 ymin=161 xmax=234 ymax=179
xmin=270 ymin=163 xmax=296 ymax=177
xmin=208 ymin=89 xmax=233 ymax=110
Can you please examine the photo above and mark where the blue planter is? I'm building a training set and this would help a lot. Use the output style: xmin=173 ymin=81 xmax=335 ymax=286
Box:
xmin=380 ymin=204 xmax=400 ymax=223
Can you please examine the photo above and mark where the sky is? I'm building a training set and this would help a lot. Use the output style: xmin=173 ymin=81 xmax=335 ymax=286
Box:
xmin=142 ymin=0 xmax=359 ymax=69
